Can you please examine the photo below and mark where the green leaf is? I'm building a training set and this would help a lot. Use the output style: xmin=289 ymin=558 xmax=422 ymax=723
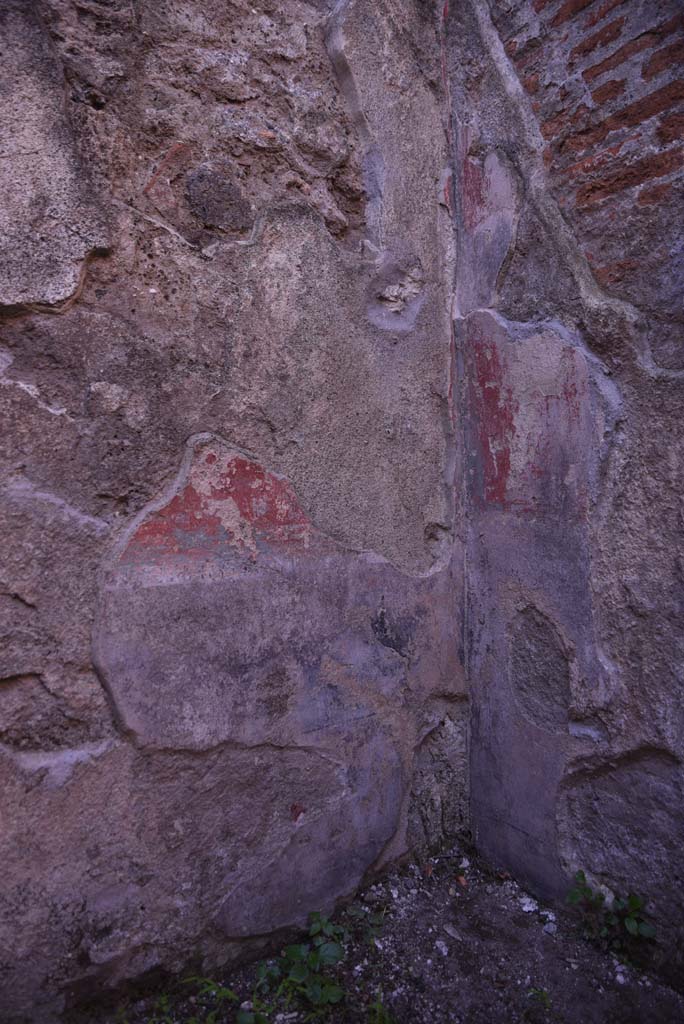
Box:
xmin=638 ymin=921 xmax=656 ymax=939
xmin=324 ymin=982 xmax=344 ymax=1004
xmin=625 ymin=917 xmax=638 ymax=936
xmin=627 ymin=894 xmax=643 ymax=912
xmin=288 ymin=962 xmax=309 ymax=983
xmin=284 ymin=943 xmax=309 ymax=962
xmin=318 ymin=941 xmax=344 ymax=966
xmin=575 ymin=870 xmax=586 ymax=884
xmin=236 ymin=1013 xmax=255 ymax=1024
xmin=258 ymin=962 xmax=281 ymax=983
xmin=305 ymin=975 xmax=324 ymax=1004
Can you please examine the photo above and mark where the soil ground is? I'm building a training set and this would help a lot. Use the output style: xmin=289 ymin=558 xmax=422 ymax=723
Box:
xmin=80 ymin=843 xmax=684 ymax=1024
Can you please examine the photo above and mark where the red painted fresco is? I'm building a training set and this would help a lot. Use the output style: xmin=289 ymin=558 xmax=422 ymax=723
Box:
xmin=470 ymin=338 xmax=516 ymax=508
xmin=121 ymin=447 xmax=312 ymax=564
xmin=466 ymin=317 xmax=591 ymax=517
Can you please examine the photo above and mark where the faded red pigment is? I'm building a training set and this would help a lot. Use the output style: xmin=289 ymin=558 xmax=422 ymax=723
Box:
xmin=123 ymin=451 xmax=311 ymax=562
xmin=470 ymin=340 xmax=516 ymax=508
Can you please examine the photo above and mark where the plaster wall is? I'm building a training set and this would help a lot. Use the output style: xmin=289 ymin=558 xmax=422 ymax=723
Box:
xmin=0 ymin=1 xmax=682 ymax=1018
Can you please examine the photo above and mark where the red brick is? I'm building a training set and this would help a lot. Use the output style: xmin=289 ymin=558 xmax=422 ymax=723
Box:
xmin=583 ymin=33 xmax=655 ymax=82
xmin=571 ymin=17 xmax=625 ymax=62
xmin=566 ymin=145 xmax=616 ymax=175
xmin=561 ymin=138 xmax=629 ymax=179
xmin=523 ymin=73 xmax=541 ymax=94
xmin=562 ymin=80 xmax=684 ymax=154
xmin=584 ymin=0 xmax=627 ymax=30
xmin=534 ymin=0 xmax=555 ymax=12
xmin=610 ymin=79 xmax=684 ymax=131
xmin=592 ymin=78 xmax=626 ymax=104
xmin=658 ymin=110 xmax=684 ymax=144
xmin=550 ymin=0 xmax=594 ymax=28
xmin=656 ymin=13 xmax=684 ymax=39
xmin=583 ymin=15 xmax=683 ymax=82
xmin=513 ymin=40 xmax=543 ymax=71
xmin=560 ymin=121 xmax=609 ymax=154
xmin=575 ymin=146 xmax=684 ymax=205
xmin=541 ymin=103 xmax=591 ymax=140
xmin=592 ymin=257 xmax=639 ymax=287
xmin=637 ymin=181 xmax=674 ymax=205
xmin=643 ymin=39 xmax=684 ymax=81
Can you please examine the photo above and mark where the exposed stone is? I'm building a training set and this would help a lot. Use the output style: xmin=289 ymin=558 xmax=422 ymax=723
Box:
xmin=0 ymin=1 xmax=109 ymax=310
xmin=558 ymin=750 xmax=684 ymax=937
xmin=510 ymin=607 xmax=572 ymax=733
xmin=408 ymin=710 xmax=469 ymax=861
xmin=185 ymin=164 xmax=254 ymax=234
xmin=1 ymin=0 xmax=683 ymax=1018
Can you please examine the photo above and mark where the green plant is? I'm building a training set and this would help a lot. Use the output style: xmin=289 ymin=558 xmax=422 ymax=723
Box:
xmin=345 ymin=903 xmax=386 ymax=945
xmin=148 ymin=993 xmax=175 ymax=1024
xmin=253 ymin=912 xmax=346 ymax=1014
xmin=523 ymin=987 xmax=552 ymax=1022
xmin=367 ymin=988 xmax=394 ymax=1024
xmin=236 ymin=1006 xmax=270 ymax=1024
xmin=567 ymin=870 xmax=656 ymax=960
xmin=527 ymin=987 xmax=551 ymax=1010
xmin=174 ymin=976 xmax=240 ymax=1024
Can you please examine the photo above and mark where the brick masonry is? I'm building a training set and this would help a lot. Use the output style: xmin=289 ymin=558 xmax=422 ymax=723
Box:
xmin=495 ymin=0 xmax=684 ymax=369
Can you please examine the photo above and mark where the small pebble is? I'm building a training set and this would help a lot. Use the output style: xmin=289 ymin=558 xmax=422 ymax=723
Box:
xmin=543 ymin=922 xmax=557 ymax=935
xmin=436 ymin=939 xmax=449 ymax=956
xmin=520 ymin=896 xmax=538 ymax=913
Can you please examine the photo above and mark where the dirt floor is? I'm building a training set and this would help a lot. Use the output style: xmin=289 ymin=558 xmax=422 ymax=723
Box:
xmin=82 ymin=843 xmax=684 ymax=1024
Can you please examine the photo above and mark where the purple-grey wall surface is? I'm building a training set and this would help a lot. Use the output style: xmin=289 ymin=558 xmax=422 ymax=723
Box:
xmin=0 ymin=0 xmax=683 ymax=1019
xmin=448 ymin=0 xmax=684 ymax=943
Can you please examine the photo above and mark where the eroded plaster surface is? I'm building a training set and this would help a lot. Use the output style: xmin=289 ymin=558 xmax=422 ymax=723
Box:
xmin=1 ymin=0 xmax=683 ymax=1018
